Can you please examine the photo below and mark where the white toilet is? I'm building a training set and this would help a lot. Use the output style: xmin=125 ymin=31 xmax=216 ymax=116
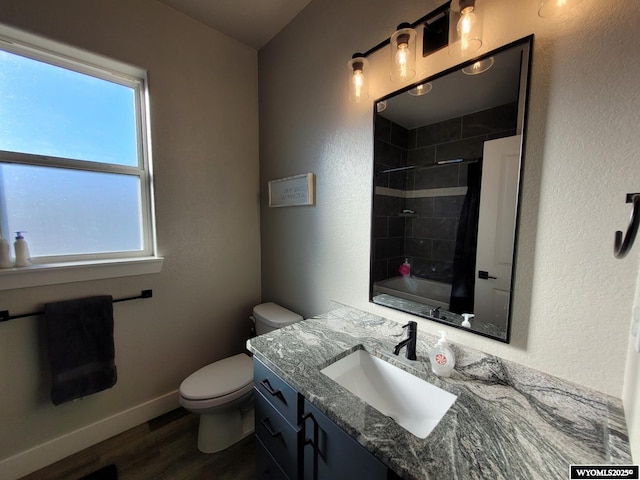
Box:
xmin=179 ymin=302 xmax=302 ymax=453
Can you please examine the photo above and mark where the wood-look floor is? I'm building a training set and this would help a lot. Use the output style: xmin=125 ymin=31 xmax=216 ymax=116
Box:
xmin=19 ymin=408 xmax=256 ymax=480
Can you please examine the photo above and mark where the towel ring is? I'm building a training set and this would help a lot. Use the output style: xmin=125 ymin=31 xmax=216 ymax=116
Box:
xmin=614 ymin=193 xmax=640 ymax=259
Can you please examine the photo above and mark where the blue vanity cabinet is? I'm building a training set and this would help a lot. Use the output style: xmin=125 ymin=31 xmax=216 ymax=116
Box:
xmin=303 ymin=399 xmax=391 ymax=480
xmin=254 ymin=358 xmax=398 ymax=480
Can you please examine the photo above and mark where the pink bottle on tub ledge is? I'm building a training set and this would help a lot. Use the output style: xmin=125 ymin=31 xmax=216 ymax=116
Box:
xmin=399 ymin=258 xmax=411 ymax=277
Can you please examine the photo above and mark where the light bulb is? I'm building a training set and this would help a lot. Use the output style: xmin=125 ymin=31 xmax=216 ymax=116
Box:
xmin=408 ymin=83 xmax=432 ymax=96
xmin=457 ymin=6 xmax=478 ymax=55
xmin=394 ymin=43 xmax=410 ymax=79
xmin=347 ymin=56 xmax=368 ymax=103
xmin=352 ymin=69 xmax=364 ymax=100
xmin=390 ymin=27 xmax=415 ymax=82
xmin=462 ymin=56 xmax=494 ymax=75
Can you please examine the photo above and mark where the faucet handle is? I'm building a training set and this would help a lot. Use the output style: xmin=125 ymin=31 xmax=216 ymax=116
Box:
xmin=402 ymin=321 xmax=417 ymax=331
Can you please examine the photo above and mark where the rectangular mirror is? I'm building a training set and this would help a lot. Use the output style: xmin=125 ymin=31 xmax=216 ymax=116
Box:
xmin=370 ymin=36 xmax=533 ymax=342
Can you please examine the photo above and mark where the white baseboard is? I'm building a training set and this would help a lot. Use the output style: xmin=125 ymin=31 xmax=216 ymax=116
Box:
xmin=1 ymin=390 xmax=180 ymax=480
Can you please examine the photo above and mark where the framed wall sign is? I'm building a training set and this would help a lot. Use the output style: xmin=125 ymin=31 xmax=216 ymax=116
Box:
xmin=268 ymin=173 xmax=315 ymax=207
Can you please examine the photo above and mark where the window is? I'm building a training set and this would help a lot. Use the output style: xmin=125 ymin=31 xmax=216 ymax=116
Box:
xmin=0 ymin=24 xmax=159 ymax=285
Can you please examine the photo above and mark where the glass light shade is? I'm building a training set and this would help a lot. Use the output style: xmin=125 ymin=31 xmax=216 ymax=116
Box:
xmin=538 ymin=0 xmax=583 ymax=17
xmin=462 ymin=57 xmax=494 ymax=75
xmin=347 ymin=56 xmax=369 ymax=103
xmin=448 ymin=0 xmax=483 ymax=58
xmin=408 ymin=82 xmax=432 ymax=96
xmin=390 ymin=26 xmax=416 ymax=82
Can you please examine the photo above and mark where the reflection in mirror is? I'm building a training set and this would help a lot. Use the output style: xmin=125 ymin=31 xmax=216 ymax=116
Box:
xmin=370 ymin=36 xmax=532 ymax=342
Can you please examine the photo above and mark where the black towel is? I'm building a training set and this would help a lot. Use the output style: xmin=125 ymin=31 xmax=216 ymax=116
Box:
xmin=44 ymin=295 xmax=117 ymax=406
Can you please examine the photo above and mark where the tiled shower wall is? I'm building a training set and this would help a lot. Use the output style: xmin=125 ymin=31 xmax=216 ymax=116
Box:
xmin=372 ymin=102 xmax=517 ymax=284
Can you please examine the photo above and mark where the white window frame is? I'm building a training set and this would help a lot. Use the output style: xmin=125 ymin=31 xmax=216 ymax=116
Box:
xmin=0 ymin=24 xmax=162 ymax=290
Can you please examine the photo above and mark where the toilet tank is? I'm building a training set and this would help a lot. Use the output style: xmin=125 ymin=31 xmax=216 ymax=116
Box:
xmin=253 ymin=302 xmax=302 ymax=335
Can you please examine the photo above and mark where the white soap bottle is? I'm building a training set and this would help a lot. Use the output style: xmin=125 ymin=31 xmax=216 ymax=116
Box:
xmin=461 ymin=313 xmax=474 ymax=328
xmin=0 ymin=235 xmax=12 ymax=268
xmin=430 ymin=330 xmax=455 ymax=377
xmin=14 ymin=231 xmax=32 ymax=267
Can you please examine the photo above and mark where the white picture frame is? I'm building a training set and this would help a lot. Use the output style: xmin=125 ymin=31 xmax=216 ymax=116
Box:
xmin=268 ymin=173 xmax=315 ymax=207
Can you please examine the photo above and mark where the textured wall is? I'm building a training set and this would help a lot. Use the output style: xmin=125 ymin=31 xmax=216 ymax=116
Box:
xmin=259 ymin=0 xmax=639 ymax=403
xmin=0 ymin=0 xmax=260 ymax=474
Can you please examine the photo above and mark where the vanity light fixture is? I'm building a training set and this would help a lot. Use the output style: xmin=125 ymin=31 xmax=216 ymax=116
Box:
xmin=448 ymin=0 xmax=484 ymax=58
xmin=538 ymin=0 xmax=583 ymax=17
xmin=346 ymin=1 xmax=450 ymax=103
xmin=347 ymin=53 xmax=369 ymax=103
xmin=462 ymin=56 xmax=494 ymax=75
xmin=408 ymin=82 xmax=433 ymax=96
xmin=390 ymin=24 xmax=417 ymax=82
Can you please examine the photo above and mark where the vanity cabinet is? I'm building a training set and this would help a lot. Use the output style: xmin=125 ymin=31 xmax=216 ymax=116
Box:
xmin=303 ymin=399 xmax=391 ymax=480
xmin=253 ymin=358 xmax=398 ymax=480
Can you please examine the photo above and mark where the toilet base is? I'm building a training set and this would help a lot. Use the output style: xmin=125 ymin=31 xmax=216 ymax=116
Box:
xmin=197 ymin=406 xmax=255 ymax=453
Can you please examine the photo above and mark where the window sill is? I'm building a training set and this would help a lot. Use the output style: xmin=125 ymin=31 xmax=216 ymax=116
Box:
xmin=0 ymin=256 xmax=164 ymax=291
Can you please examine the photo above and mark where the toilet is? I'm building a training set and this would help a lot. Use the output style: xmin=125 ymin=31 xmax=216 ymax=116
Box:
xmin=179 ymin=302 xmax=302 ymax=453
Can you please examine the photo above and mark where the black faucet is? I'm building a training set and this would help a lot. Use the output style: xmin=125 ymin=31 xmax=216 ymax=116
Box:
xmin=429 ymin=306 xmax=441 ymax=319
xmin=392 ymin=321 xmax=417 ymax=360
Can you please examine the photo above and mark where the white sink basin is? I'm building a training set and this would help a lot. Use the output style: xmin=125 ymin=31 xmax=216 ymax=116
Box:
xmin=320 ymin=349 xmax=457 ymax=438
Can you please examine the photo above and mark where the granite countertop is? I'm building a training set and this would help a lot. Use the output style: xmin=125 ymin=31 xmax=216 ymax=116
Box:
xmin=247 ymin=302 xmax=631 ymax=480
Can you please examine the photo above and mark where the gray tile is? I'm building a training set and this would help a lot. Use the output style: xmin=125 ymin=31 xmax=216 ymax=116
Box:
xmin=416 ymin=118 xmax=461 ymax=147
xmin=435 ymin=136 xmax=485 ymax=162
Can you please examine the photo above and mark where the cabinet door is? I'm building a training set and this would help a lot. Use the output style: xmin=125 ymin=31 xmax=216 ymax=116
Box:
xmin=303 ymin=400 xmax=388 ymax=480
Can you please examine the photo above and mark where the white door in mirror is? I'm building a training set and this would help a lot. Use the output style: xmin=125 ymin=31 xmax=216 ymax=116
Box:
xmin=475 ymin=135 xmax=522 ymax=331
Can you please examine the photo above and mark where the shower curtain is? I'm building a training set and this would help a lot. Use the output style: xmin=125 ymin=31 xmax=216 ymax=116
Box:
xmin=449 ymin=160 xmax=482 ymax=314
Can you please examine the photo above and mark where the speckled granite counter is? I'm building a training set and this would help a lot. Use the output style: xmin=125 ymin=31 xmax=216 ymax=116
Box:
xmin=247 ymin=302 xmax=631 ymax=480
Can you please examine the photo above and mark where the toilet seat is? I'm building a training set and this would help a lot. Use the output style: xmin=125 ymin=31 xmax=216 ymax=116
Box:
xmin=179 ymin=353 xmax=253 ymax=409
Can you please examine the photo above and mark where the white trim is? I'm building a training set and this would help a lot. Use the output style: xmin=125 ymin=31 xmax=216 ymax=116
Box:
xmin=0 ymin=22 xmax=146 ymax=79
xmin=0 ymin=390 xmax=180 ymax=480
xmin=0 ymin=256 xmax=163 ymax=291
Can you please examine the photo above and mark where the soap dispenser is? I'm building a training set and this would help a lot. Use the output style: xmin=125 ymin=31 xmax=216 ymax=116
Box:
xmin=399 ymin=258 xmax=411 ymax=277
xmin=430 ymin=330 xmax=455 ymax=377
xmin=14 ymin=231 xmax=32 ymax=267
xmin=0 ymin=235 xmax=12 ymax=268
xmin=461 ymin=313 xmax=474 ymax=328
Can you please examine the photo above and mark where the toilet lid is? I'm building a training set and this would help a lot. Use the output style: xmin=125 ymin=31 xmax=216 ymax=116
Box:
xmin=253 ymin=302 xmax=302 ymax=328
xmin=180 ymin=353 xmax=253 ymax=400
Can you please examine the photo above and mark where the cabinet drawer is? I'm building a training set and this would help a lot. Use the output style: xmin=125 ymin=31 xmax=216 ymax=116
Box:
xmin=254 ymin=358 xmax=301 ymax=426
xmin=256 ymin=436 xmax=290 ymax=480
xmin=256 ymin=389 xmax=301 ymax=480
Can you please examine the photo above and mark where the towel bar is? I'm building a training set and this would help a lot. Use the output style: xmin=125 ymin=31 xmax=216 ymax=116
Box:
xmin=0 ymin=289 xmax=152 ymax=322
